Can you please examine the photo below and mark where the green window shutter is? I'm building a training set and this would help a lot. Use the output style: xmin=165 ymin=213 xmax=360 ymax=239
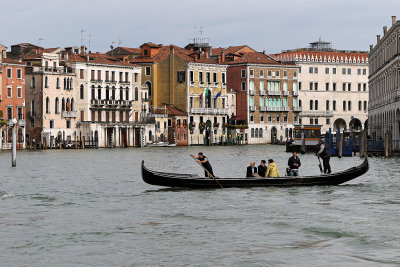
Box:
xmin=293 ymin=82 xmax=297 ymax=91
xmin=284 ymin=98 xmax=287 ymax=107
xmin=250 ymin=97 xmax=254 ymax=106
xmin=260 ymin=97 xmax=264 ymax=106
xmin=284 ymin=82 xmax=288 ymax=91
xmin=260 ymin=81 xmax=264 ymax=91
xmin=293 ymin=98 xmax=297 ymax=107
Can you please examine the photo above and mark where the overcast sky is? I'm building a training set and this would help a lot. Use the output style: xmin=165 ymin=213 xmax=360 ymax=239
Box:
xmin=0 ymin=0 xmax=399 ymax=54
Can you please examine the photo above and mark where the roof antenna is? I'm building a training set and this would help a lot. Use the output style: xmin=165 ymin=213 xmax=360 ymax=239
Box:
xmin=80 ymin=29 xmax=86 ymax=47
xmin=88 ymin=33 xmax=92 ymax=53
xmin=199 ymin=26 xmax=204 ymax=36
xmin=38 ymin=38 xmax=44 ymax=47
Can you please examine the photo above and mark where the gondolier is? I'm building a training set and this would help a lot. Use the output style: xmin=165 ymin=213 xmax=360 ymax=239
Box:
xmin=190 ymin=152 xmax=214 ymax=177
xmin=316 ymin=139 xmax=331 ymax=174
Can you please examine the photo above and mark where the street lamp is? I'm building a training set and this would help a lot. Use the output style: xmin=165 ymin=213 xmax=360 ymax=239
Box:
xmin=9 ymin=118 xmax=18 ymax=167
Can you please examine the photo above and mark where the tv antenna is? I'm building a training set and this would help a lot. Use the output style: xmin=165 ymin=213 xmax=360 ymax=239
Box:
xmin=38 ymin=38 xmax=44 ymax=47
xmin=80 ymin=29 xmax=86 ymax=47
xmin=199 ymin=26 xmax=204 ymax=35
xmin=88 ymin=33 xmax=92 ymax=52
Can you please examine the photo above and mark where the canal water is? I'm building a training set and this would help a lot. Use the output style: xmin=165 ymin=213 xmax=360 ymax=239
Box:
xmin=0 ymin=145 xmax=399 ymax=266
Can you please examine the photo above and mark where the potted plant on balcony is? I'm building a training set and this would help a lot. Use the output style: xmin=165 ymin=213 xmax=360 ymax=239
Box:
xmin=213 ymin=122 xmax=220 ymax=128
xmin=0 ymin=111 xmax=6 ymax=127
xmin=199 ymin=122 xmax=206 ymax=133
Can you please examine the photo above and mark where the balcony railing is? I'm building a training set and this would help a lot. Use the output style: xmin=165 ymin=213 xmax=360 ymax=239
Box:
xmin=260 ymin=90 xmax=266 ymax=96
xmin=293 ymin=106 xmax=302 ymax=112
xmin=300 ymin=110 xmax=333 ymax=117
xmin=90 ymin=79 xmax=103 ymax=83
xmin=18 ymin=119 xmax=26 ymax=127
xmin=62 ymin=111 xmax=77 ymax=118
xmin=190 ymin=108 xmax=228 ymax=115
xmin=283 ymin=91 xmax=289 ymax=96
xmin=119 ymin=81 xmax=131 ymax=85
xmin=260 ymin=106 xmax=267 ymax=112
xmin=249 ymin=106 xmax=256 ymax=112
xmin=30 ymin=66 xmax=73 ymax=74
xmin=249 ymin=90 xmax=256 ymax=95
xmin=268 ymin=90 xmax=281 ymax=96
xmin=293 ymin=91 xmax=299 ymax=96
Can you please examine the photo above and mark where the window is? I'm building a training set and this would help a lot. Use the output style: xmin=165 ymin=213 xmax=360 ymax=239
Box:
xmin=251 ymin=128 xmax=254 ymax=138
xmin=325 ymin=68 xmax=329 ymax=74
xmin=284 ymin=115 xmax=288 ymax=123
xmin=55 ymin=98 xmax=59 ymax=114
xmin=363 ymin=84 xmax=367 ymax=91
xmin=268 ymin=114 xmax=272 ymax=123
xmin=98 ymin=110 xmax=102 ymax=122
xmin=177 ymin=71 xmax=185 ymax=83
xmin=250 ymin=114 xmax=254 ymax=123
xmin=326 ymin=118 xmax=330 ymax=125
xmin=7 ymin=86 xmax=12 ymax=97
xmin=222 ymin=73 xmax=226 ymax=84
xmin=17 ymin=69 xmax=22 ymax=79
xmin=298 ymin=67 xmax=301 ymax=73
xmin=358 ymin=101 xmax=362 ymax=111
xmin=241 ymin=81 xmax=246 ymax=91
xmin=80 ymin=85 xmax=84 ymax=99
xmin=333 ymin=100 xmax=336 ymax=111
xmin=46 ymin=97 xmax=50 ymax=113
xmin=56 ymin=77 xmax=60 ymax=89
xmin=299 ymin=82 xmax=302 ymax=90
xmin=145 ymin=67 xmax=151 ymax=76
xmin=325 ymin=83 xmax=329 ymax=91
xmin=347 ymin=68 xmax=351 ymax=75
xmin=134 ymin=73 xmax=138 ymax=82
xmin=314 ymin=82 xmax=318 ymax=90
xmin=363 ymin=69 xmax=367 ymax=75
xmin=348 ymin=101 xmax=351 ymax=111
xmin=260 ymin=114 xmax=264 ymax=122
xmin=267 ymin=70 xmax=272 ymax=77
xmin=249 ymin=69 xmax=254 ymax=77
xmin=343 ymin=101 xmax=346 ymax=111
xmin=135 ymin=87 xmax=139 ymax=101
xmin=80 ymin=69 xmax=84 ymax=79
xmin=333 ymin=83 xmax=336 ymax=91
xmin=309 ymin=67 xmax=313 ymax=74
xmin=310 ymin=118 xmax=314 ymax=125
xmin=189 ymin=71 xmax=194 ymax=82
xmin=45 ymin=76 xmax=48 ymax=88
xmin=348 ymin=83 xmax=351 ymax=91
xmin=358 ymin=83 xmax=361 ymax=91
xmin=315 ymin=118 xmax=318 ymax=125
xmin=206 ymin=72 xmax=211 ymax=83
xmin=310 ymin=100 xmax=313 ymax=110
xmin=309 ymin=82 xmax=313 ymax=90
xmin=326 ymin=100 xmax=330 ymax=110
xmin=50 ymin=120 xmax=54 ymax=129
xmin=314 ymin=67 xmax=318 ymax=73
xmin=333 ymin=68 xmax=336 ymax=74
xmin=357 ymin=69 xmax=361 ymax=75
xmin=315 ymin=100 xmax=318 ymax=110
xmin=98 ymin=70 xmax=102 ymax=81
xmin=342 ymin=83 xmax=346 ymax=91
xmin=66 ymin=120 xmax=71 ymax=129
xmin=241 ymin=69 xmax=246 ymax=78
xmin=275 ymin=71 xmax=280 ymax=77
xmin=199 ymin=72 xmax=203 ymax=83
xmin=260 ymin=69 xmax=264 ymax=77
xmin=31 ymin=76 xmax=36 ymax=88
xmin=364 ymin=101 xmax=367 ymax=111
xmin=283 ymin=70 xmax=287 ymax=77
xmin=17 ymin=86 xmax=22 ymax=98
xmin=293 ymin=71 xmax=297 ymax=78
xmin=342 ymin=68 xmax=346 ymax=74
xmin=6 ymin=68 xmax=12 ymax=78
xmin=7 ymin=106 xmax=13 ymax=120
xmin=213 ymin=72 xmax=217 ymax=83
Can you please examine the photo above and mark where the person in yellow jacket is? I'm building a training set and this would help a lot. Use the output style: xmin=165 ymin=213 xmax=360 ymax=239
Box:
xmin=265 ymin=159 xmax=280 ymax=177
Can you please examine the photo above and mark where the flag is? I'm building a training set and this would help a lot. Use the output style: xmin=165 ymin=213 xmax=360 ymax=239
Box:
xmin=205 ymin=88 xmax=209 ymax=97
xmin=215 ymin=91 xmax=221 ymax=99
xmin=200 ymin=93 xmax=203 ymax=98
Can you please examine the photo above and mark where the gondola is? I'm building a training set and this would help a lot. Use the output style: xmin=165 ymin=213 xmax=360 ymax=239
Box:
xmin=141 ymin=158 xmax=369 ymax=188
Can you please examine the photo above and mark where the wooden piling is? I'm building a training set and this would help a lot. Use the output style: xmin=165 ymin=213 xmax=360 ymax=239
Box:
xmin=75 ymin=135 xmax=78 ymax=149
xmin=360 ymin=130 xmax=365 ymax=157
xmin=82 ymin=136 xmax=85 ymax=149
xmin=385 ymin=132 xmax=389 ymax=158
xmin=389 ymin=132 xmax=392 ymax=156
xmin=338 ymin=130 xmax=343 ymax=158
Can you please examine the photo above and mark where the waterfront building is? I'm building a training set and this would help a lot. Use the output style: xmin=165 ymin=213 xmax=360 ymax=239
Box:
xmin=68 ymin=52 xmax=147 ymax=147
xmin=23 ymin=49 xmax=76 ymax=147
xmin=226 ymin=50 xmax=300 ymax=144
xmin=368 ymin=16 xmax=400 ymax=142
xmin=271 ymin=40 xmax=369 ymax=135
xmin=0 ymin=48 xmax=26 ymax=149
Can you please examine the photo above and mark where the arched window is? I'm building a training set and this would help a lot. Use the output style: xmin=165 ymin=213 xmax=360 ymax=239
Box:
xmin=125 ymin=87 xmax=129 ymax=100
xmin=80 ymin=85 xmax=84 ymax=99
xmin=310 ymin=100 xmax=313 ymax=110
xmin=255 ymin=128 xmax=259 ymax=138
xmin=106 ymin=86 xmax=110 ymax=100
xmin=251 ymin=128 xmax=255 ymax=138
xmin=363 ymin=101 xmax=367 ymax=111
xmin=120 ymin=87 xmax=123 ymax=100
xmin=343 ymin=101 xmax=346 ymax=111
xmin=260 ymin=81 xmax=264 ymax=91
xmin=326 ymin=100 xmax=330 ymax=110
xmin=348 ymin=101 xmax=351 ymax=111
xmin=91 ymin=85 xmax=95 ymax=99
xmin=135 ymin=87 xmax=139 ymax=101
xmin=112 ymin=86 xmax=116 ymax=99
xmin=259 ymin=128 xmax=263 ymax=138
xmin=46 ymin=97 xmax=50 ymax=113
xmin=69 ymin=78 xmax=73 ymax=90
xmin=66 ymin=98 xmax=71 ymax=112
xmin=62 ymin=98 xmax=65 ymax=111
xmin=333 ymin=100 xmax=336 ymax=111
xmin=98 ymin=86 xmax=102 ymax=99
xmin=299 ymin=100 xmax=302 ymax=108
xmin=31 ymin=76 xmax=36 ymax=88
xmin=55 ymin=97 xmax=59 ymax=114
xmin=315 ymin=100 xmax=318 ymax=110
xmin=56 ymin=77 xmax=60 ymax=89
xmin=250 ymin=81 xmax=254 ymax=91
xmin=45 ymin=76 xmax=48 ymax=88
xmin=358 ymin=101 xmax=362 ymax=111
xmin=71 ymin=98 xmax=74 ymax=112
xmin=64 ymin=78 xmax=67 ymax=89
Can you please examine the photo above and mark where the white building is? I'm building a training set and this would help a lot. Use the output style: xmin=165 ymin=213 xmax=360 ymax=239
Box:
xmin=368 ymin=16 xmax=400 ymax=143
xmin=272 ymin=40 xmax=369 ymax=134
xmin=68 ymin=53 xmax=147 ymax=147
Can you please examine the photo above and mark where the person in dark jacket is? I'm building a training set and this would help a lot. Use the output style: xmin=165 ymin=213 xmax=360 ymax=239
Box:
xmin=246 ymin=162 xmax=258 ymax=177
xmin=316 ymin=139 xmax=331 ymax=174
xmin=191 ymin=152 xmax=214 ymax=177
xmin=257 ymin=160 xmax=267 ymax=177
xmin=287 ymin=151 xmax=301 ymax=176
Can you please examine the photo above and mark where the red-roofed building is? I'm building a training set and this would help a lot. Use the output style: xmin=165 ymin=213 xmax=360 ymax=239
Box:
xmin=1 ymin=52 xmax=26 ymax=149
xmin=271 ymin=39 xmax=369 ymax=135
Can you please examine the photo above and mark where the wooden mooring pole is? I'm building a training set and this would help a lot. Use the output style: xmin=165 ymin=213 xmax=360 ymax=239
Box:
xmin=385 ymin=132 xmax=390 ymax=158
xmin=360 ymin=130 xmax=365 ymax=157
xmin=338 ymin=129 xmax=343 ymax=158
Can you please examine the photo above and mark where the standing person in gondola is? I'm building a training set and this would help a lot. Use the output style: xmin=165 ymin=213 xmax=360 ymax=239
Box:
xmin=287 ymin=151 xmax=301 ymax=176
xmin=190 ymin=152 xmax=214 ymax=177
xmin=316 ymin=139 xmax=331 ymax=174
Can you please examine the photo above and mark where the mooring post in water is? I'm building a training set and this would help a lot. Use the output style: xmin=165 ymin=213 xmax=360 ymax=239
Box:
xmin=300 ymin=124 xmax=305 ymax=154
xmin=338 ymin=129 xmax=343 ymax=158
xmin=82 ymin=136 xmax=85 ymax=149
xmin=9 ymin=118 xmax=17 ymax=167
xmin=360 ymin=129 xmax=365 ymax=157
xmin=385 ymin=132 xmax=389 ymax=158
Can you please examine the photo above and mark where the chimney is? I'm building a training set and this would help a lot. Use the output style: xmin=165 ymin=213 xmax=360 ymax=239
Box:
xmin=392 ymin=16 xmax=397 ymax=25
xmin=170 ymin=46 xmax=174 ymax=56
xmin=86 ymin=55 xmax=89 ymax=62
xmin=205 ymin=50 xmax=209 ymax=59
xmin=383 ymin=26 xmax=387 ymax=35
xmin=221 ymin=51 xmax=225 ymax=63
xmin=377 ymin=35 xmax=381 ymax=43
xmin=217 ymin=55 xmax=221 ymax=64
xmin=370 ymin=45 xmax=373 ymax=51
xmin=262 ymin=50 xmax=266 ymax=55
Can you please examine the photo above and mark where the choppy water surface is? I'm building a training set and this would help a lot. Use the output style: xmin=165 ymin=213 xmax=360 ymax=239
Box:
xmin=1 ymin=145 xmax=400 ymax=266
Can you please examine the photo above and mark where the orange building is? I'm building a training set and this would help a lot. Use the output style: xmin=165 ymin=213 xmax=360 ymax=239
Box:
xmin=0 ymin=57 xmax=26 ymax=149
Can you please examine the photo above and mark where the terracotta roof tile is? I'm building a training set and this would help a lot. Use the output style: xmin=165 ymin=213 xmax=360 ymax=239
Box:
xmin=2 ymin=57 xmax=25 ymax=65
xmin=68 ymin=53 xmax=137 ymax=67
xmin=270 ymin=50 xmax=368 ymax=63
xmin=117 ymin=47 xmax=141 ymax=54
xmin=225 ymin=52 xmax=287 ymax=65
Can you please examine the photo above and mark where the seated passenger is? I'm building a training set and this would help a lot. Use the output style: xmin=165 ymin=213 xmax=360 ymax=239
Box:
xmin=246 ymin=162 xmax=258 ymax=177
xmin=266 ymin=159 xmax=280 ymax=178
xmin=257 ymin=160 xmax=267 ymax=177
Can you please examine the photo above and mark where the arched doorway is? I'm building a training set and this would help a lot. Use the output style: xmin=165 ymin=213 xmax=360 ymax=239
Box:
xmin=149 ymin=130 xmax=153 ymax=142
xmin=145 ymin=81 xmax=152 ymax=98
xmin=349 ymin=118 xmax=362 ymax=132
xmin=333 ymin=118 xmax=347 ymax=131
xmin=205 ymin=120 xmax=212 ymax=145
xmin=271 ymin=127 xmax=277 ymax=143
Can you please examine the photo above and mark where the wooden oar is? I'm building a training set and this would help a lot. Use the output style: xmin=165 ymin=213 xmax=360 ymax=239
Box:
xmin=317 ymin=156 xmax=323 ymax=174
xmin=190 ymin=156 xmax=223 ymax=189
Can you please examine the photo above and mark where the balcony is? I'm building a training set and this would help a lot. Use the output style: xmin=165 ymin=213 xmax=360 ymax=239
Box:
xmin=62 ymin=111 xmax=77 ymax=118
xmin=249 ymin=90 xmax=256 ymax=95
xmin=190 ymin=81 xmax=195 ymax=86
xmin=282 ymin=106 xmax=289 ymax=111
xmin=90 ymin=79 xmax=103 ymax=84
xmin=119 ymin=80 xmax=131 ymax=85
xmin=293 ymin=106 xmax=302 ymax=112
xmin=30 ymin=66 xmax=73 ymax=74
xmin=119 ymin=100 xmax=133 ymax=107
xmin=104 ymin=99 xmax=119 ymax=106
xmin=268 ymin=90 xmax=281 ymax=96
xmin=91 ymin=99 xmax=104 ymax=106
xmin=190 ymin=108 xmax=229 ymax=115
xmin=222 ymin=83 xmax=226 ymax=88
xmin=300 ymin=110 xmax=333 ymax=117
xmin=214 ymin=82 xmax=219 ymax=87
xmin=260 ymin=90 xmax=266 ymax=96
xmin=260 ymin=106 xmax=267 ymax=112
xmin=250 ymin=106 xmax=256 ymax=112
xmin=18 ymin=119 xmax=26 ymax=127
xmin=293 ymin=91 xmax=299 ymax=96
xmin=283 ymin=91 xmax=289 ymax=96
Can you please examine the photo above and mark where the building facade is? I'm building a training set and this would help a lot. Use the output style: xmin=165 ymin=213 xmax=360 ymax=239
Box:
xmin=272 ymin=40 xmax=369 ymax=135
xmin=0 ymin=55 xmax=26 ymax=149
xmin=368 ymin=16 xmax=400 ymax=142
xmin=226 ymin=51 xmax=300 ymax=144
xmin=68 ymin=53 xmax=146 ymax=148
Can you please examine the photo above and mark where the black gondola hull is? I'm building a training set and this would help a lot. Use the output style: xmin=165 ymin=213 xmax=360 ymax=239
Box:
xmin=141 ymin=158 xmax=369 ymax=188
